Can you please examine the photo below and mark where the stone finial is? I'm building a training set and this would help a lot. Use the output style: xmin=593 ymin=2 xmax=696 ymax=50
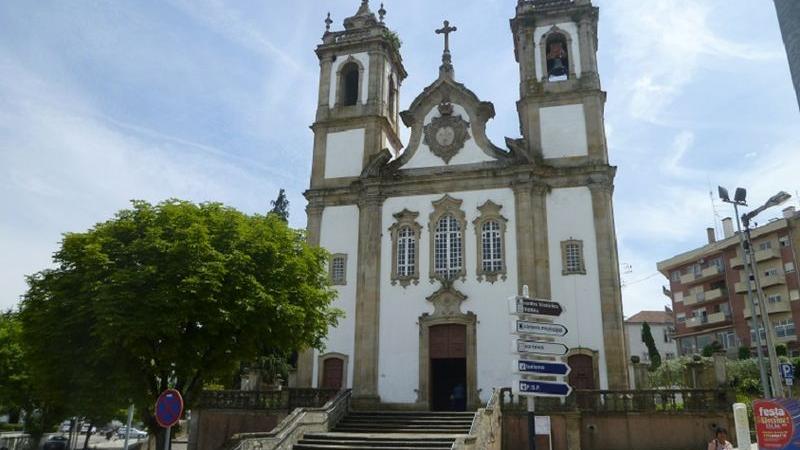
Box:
xmin=435 ymin=20 xmax=458 ymax=79
xmin=324 ymin=12 xmax=332 ymax=32
xmin=356 ymin=0 xmax=371 ymax=15
xmin=378 ymin=3 xmax=386 ymax=23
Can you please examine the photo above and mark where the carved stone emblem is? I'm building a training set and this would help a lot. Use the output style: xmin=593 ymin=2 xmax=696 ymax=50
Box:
xmin=423 ymin=100 xmax=471 ymax=164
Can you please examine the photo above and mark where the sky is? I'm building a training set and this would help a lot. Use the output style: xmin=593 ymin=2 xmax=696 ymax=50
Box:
xmin=1 ymin=0 xmax=798 ymax=315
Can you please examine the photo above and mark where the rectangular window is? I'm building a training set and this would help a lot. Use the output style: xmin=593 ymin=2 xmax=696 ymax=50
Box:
xmin=561 ymin=240 xmax=586 ymax=275
xmin=791 ymin=290 xmax=800 ymax=301
xmin=774 ymin=320 xmax=796 ymax=338
xmin=759 ymin=241 xmax=773 ymax=251
xmin=785 ymin=262 xmax=795 ymax=273
xmin=765 ymin=268 xmax=779 ymax=278
xmin=330 ymin=254 xmax=347 ymax=285
xmin=750 ymin=327 xmax=767 ymax=343
xmin=481 ymin=221 xmax=503 ymax=273
xmin=780 ymin=236 xmax=790 ymax=247
xmin=768 ymin=294 xmax=783 ymax=304
xmin=671 ymin=270 xmax=681 ymax=282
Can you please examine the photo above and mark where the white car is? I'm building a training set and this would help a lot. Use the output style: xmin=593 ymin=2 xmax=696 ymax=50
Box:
xmin=117 ymin=427 xmax=147 ymax=439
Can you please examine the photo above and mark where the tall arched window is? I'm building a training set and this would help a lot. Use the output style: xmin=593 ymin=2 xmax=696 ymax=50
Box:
xmin=341 ymin=62 xmax=360 ymax=106
xmin=434 ymin=214 xmax=462 ymax=280
xmin=473 ymin=200 xmax=507 ymax=283
xmin=544 ymin=32 xmax=569 ymax=81
xmin=397 ymin=226 xmax=416 ymax=277
xmin=481 ymin=221 xmax=502 ymax=273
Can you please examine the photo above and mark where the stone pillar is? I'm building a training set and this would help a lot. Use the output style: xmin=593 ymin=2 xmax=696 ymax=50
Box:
xmin=775 ymin=0 xmax=800 ymax=111
xmin=352 ymin=188 xmax=384 ymax=405
xmin=713 ymin=352 xmax=728 ymax=387
xmin=630 ymin=358 xmax=650 ymax=390
xmin=513 ymin=180 xmax=536 ymax=293
xmin=296 ymin=204 xmax=325 ymax=388
xmin=565 ymin=413 xmax=581 ymax=450
xmin=531 ymin=184 xmax=551 ymax=299
xmin=589 ymin=181 xmax=629 ymax=389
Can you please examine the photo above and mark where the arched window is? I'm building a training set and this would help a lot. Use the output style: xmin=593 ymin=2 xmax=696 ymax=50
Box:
xmin=397 ymin=226 xmax=416 ymax=277
xmin=434 ymin=214 xmax=463 ymax=280
xmin=545 ymin=33 xmax=569 ymax=81
xmin=473 ymin=200 xmax=507 ymax=283
xmin=481 ymin=221 xmax=503 ymax=273
xmin=387 ymin=74 xmax=397 ymax=120
xmin=341 ymin=62 xmax=360 ymax=106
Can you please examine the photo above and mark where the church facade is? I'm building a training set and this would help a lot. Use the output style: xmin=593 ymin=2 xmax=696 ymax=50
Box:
xmin=296 ymin=0 xmax=628 ymax=410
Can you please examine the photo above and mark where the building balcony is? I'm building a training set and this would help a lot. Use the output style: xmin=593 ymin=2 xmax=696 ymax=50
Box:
xmin=735 ymin=274 xmax=785 ymax=293
xmin=683 ymin=288 xmax=727 ymax=306
xmin=731 ymin=248 xmax=782 ymax=269
xmin=679 ymin=265 xmax=724 ymax=286
xmin=743 ymin=299 xmax=791 ymax=319
xmin=685 ymin=312 xmax=731 ymax=328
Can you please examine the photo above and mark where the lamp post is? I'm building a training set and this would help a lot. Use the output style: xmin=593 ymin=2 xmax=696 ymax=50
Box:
xmin=741 ymin=191 xmax=792 ymax=398
xmin=719 ymin=186 xmax=770 ymax=398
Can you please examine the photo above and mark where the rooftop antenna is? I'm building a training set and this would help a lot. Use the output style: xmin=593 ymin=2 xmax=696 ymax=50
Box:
xmin=708 ymin=178 xmax=721 ymax=240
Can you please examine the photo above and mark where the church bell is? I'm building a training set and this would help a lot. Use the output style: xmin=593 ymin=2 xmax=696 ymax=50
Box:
xmin=549 ymin=57 xmax=567 ymax=77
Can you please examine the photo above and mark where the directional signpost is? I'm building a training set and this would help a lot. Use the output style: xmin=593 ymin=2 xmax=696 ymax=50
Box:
xmin=509 ymin=286 xmax=571 ymax=450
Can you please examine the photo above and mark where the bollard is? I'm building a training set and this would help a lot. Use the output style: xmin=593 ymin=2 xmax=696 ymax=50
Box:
xmin=733 ymin=403 xmax=751 ymax=450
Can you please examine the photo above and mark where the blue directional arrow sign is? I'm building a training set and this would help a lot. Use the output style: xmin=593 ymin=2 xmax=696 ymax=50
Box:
xmin=515 ymin=379 xmax=573 ymax=398
xmin=514 ymin=359 xmax=571 ymax=376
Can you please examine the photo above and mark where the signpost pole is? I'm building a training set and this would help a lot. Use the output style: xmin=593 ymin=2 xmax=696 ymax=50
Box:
xmin=528 ymin=396 xmax=536 ymax=450
xmin=164 ymin=426 xmax=171 ymax=450
xmin=123 ymin=404 xmax=134 ymax=450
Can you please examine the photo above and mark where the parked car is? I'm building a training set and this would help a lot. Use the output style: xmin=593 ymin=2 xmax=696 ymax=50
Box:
xmin=117 ymin=427 xmax=147 ymax=439
xmin=43 ymin=436 xmax=69 ymax=450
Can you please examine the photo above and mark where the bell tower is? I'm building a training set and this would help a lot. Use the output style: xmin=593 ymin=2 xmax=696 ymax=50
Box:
xmin=309 ymin=1 xmax=407 ymax=188
xmin=510 ymin=0 xmax=607 ymax=165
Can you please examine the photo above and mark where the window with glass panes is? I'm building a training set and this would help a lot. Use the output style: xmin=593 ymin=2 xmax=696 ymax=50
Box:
xmin=330 ymin=254 xmax=347 ymax=285
xmin=774 ymin=320 xmax=796 ymax=338
xmin=481 ymin=220 xmax=503 ymax=273
xmin=397 ymin=226 xmax=416 ymax=277
xmin=563 ymin=240 xmax=585 ymax=274
xmin=434 ymin=214 xmax=462 ymax=279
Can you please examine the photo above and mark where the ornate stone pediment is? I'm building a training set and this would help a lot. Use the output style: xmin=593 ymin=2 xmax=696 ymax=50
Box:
xmin=426 ymin=285 xmax=468 ymax=318
xmin=422 ymin=100 xmax=471 ymax=164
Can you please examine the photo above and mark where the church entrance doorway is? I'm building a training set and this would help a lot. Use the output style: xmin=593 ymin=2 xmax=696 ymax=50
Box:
xmin=429 ymin=324 xmax=467 ymax=411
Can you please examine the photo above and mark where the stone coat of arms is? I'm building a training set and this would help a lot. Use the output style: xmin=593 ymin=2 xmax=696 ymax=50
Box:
xmin=423 ymin=100 xmax=471 ymax=164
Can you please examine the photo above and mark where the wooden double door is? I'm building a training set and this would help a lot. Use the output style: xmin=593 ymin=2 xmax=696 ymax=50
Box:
xmin=430 ymin=324 xmax=467 ymax=411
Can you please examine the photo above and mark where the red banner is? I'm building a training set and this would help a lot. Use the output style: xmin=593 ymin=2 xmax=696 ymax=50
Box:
xmin=754 ymin=399 xmax=795 ymax=449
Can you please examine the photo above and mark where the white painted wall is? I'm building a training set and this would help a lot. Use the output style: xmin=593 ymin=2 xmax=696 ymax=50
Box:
xmin=625 ymin=322 xmax=678 ymax=363
xmin=533 ymin=22 xmax=582 ymax=80
xmin=324 ymin=128 xmax=365 ymax=179
xmin=378 ymin=188 xmax=518 ymax=404
xmin=404 ymin=103 xmax=496 ymax=169
xmin=313 ymin=205 xmax=360 ymax=388
xmin=540 ymin=104 xmax=588 ymax=159
xmin=546 ymin=187 xmax=608 ymax=389
xmin=329 ymin=52 xmax=370 ymax=107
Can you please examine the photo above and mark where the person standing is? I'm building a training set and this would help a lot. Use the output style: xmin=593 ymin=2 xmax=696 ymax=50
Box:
xmin=708 ymin=428 xmax=734 ymax=450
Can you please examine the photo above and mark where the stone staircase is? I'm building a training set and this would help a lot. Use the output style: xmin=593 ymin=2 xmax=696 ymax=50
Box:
xmin=292 ymin=411 xmax=476 ymax=449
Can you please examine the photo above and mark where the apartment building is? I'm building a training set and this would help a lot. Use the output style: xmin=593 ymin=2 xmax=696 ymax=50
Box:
xmin=657 ymin=207 xmax=800 ymax=356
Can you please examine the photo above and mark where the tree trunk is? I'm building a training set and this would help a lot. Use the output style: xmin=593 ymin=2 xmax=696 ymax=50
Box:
xmin=82 ymin=422 xmax=94 ymax=450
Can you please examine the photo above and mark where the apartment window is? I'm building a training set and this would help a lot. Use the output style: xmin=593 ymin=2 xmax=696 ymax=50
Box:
xmin=759 ymin=241 xmax=773 ymax=251
xmin=473 ymin=200 xmax=508 ymax=283
xmin=768 ymin=294 xmax=783 ymax=304
xmin=722 ymin=331 xmax=738 ymax=349
xmin=671 ymin=271 xmax=681 ymax=282
xmin=791 ymin=290 xmax=800 ymax=301
xmin=561 ymin=239 xmax=586 ymax=275
xmin=428 ymin=195 xmax=466 ymax=282
xmin=663 ymin=328 xmax=672 ymax=343
xmin=774 ymin=320 xmax=796 ymax=338
xmin=780 ymin=236 xmax=790 ymax=248
xmin=711 ymin=257 xmax=724 ymax=271
xmin=330 ymin=254 xmax=347 ymax=285
xmin=750 ymin=327 xmax=767 ymax=343
xmin=764 ymin=268 xmax=779 ymax=278
xmin=786 ymin=262 xmax=796 ymax=273
xmin=389 ymin=209 xmax=422 ymax=287
xmin=676 ymin=313 xmax=686 ymax=323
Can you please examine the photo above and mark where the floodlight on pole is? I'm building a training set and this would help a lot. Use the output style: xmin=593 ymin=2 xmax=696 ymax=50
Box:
xmin=718 ymin=185 xmax=770 ymax=398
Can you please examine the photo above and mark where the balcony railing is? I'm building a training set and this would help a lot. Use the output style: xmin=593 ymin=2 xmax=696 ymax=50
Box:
xmin=683 ymin=288 xmax=726 ymax=306
xmin=732 ymin=248 xmax=781 ymax=268
xmin=499 ymin=388 xmax=731 ymax=413
xmin=680 ymin=266 xmax=724 ymax=286
xmin=686 ymin=312 xmax=730 ymax=328
xmin=736 ymin=272 xmax=786 ymax=293
xmin=744 ymin=299 xmax=791 ymax=318
xmin=198 ymin=388 xmax=340 ymax=411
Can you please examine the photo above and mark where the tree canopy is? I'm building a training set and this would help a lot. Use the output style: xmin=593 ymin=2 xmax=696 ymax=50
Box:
xmin=19 ymin=199 xmax=341 ymax=444
xmin=269 ymin=189 xmax=290 ymax=222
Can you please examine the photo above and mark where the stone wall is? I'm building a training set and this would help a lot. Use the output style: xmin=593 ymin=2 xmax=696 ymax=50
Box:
xmin=189 ymin=409 xmax=285 ymax=450
xmin=501 ymin=411 xmax=733 ymax=450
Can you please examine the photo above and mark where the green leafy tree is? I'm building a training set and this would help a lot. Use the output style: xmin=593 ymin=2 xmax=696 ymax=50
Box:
xmin=269 ymin=189 xmax=290 ymax=222
xmin=776 ymin=343 xmax=788 ymax=357
xmin=702 ymin=341 xmax=724 ymax=357
xmin=738 ymin=346 xmax=752 ymax=360
xmin=20 ymin=200 xmax=342 ymax=450
xmin=641 ymin=322 xmax=662 ymax=371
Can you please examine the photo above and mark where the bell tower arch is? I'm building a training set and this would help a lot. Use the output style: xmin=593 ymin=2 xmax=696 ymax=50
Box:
xmin=309 ymin=1 xmax=407 ymax=188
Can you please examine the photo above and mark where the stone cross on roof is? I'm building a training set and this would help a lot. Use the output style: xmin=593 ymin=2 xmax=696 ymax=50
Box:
xmin=435 ymin=20 xmax=457 ymax=79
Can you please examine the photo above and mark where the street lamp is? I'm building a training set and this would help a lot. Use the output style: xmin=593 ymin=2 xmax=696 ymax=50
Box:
xmin=718 ymin=186 xmax=771 ymax=398
xmin=741 ymin=190 xmax=792 ymax=399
